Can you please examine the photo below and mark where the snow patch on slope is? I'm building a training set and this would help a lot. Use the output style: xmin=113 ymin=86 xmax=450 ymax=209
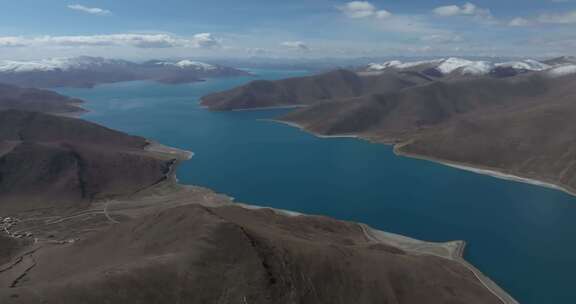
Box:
xmin=365 ymin=57 xmax=551 ymax=76
xmin=155 ymin=60 xmax=217 ymax=71
xmin=367 ymin=59 xmax=442 ymax=71
xmin=495 ymin=59 xmax=550 ymax=71
xmin=546 ymin=65 xmax=576 ymax=78
xmin=438 ymin=58 xmax=492 ymax=75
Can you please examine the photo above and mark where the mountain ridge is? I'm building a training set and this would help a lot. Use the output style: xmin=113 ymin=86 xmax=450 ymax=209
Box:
xmin=0 ymin=56 xmax=251 ymax=88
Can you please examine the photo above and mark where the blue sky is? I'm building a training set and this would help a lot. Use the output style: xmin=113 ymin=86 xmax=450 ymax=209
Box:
xmin=0 ymin=0 xmax=575 ymax=59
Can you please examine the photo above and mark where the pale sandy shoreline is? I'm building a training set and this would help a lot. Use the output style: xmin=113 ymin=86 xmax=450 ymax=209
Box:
xmin=275 ymin=118 xmax=575 ymax=198
xmin=395 ymin=146 xmax=576 ymax=197
xmin=145 ymin=141 xmax=194 ymax=161
xmin=265 ymin=119 xmax=362 ymax=139
xmin=234 ymin=201 xmax=517 ymax=304
xmin=231 ymin=104 xmax=308 ymax=111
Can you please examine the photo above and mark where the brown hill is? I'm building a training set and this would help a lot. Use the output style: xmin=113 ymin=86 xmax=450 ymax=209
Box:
xmin=280 ymin=71 xmax=576 ymax=192
xmin=0 ymin=84 xmax=84 ymax=114
xmin=0 ymin=204 xmax=502 ymax=304
xmin=201 ymin=69 xmax=431 ymax=110
xmin=0 ymin=110 xmax=175 ymax=211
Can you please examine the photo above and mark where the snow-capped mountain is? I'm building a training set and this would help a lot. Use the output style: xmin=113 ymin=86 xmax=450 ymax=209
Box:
xmin=364 ymin=57 xmax=553 ymax=78
xmin=0 ymin=56 xmax=250 ymax=88
xmin=366 ymin=59 xmax=443 ymax=71
xmin=0 ymin=56 xmax=132 ymax=73
xmin=152 ymin=60 xmax=217 ymax=71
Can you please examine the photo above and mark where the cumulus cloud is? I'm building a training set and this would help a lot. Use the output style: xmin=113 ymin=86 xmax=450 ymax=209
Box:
xmin=509 ymin=17 xmax=530 ymax=27
xmin=67 ymin=4 xmax=111 ymax=16
xmin=0 ymin=33 xmax=222 ymax=49
xmin=281 ymin=41 xmax=309 ymax=51
xmin=337 ymin=1 xmax=391 ymax=19
xmin=421 ymin=34 xmax=463 ymax=43
xmin=505 ymin=10 xmax=576 ymax=27
xmin=190 ymin=33 xmax=222 ymax=49
xmin=538 ymin=10 xmax=576 ymax=24
xmin=0 ymin=37 xmax=27 ymax=47
xmin=433 ymin=2 xmax=492 ymax=20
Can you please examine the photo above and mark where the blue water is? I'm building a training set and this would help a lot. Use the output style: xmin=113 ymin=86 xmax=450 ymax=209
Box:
xmin=58 ymin=70 xmax=576 ymax=304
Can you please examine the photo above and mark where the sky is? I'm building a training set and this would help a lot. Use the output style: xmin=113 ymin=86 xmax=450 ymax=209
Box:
xmin=0 ymin=0 xmax=575 ymax=60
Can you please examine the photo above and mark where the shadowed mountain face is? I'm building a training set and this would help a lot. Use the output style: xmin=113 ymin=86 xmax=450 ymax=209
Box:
xmin=0 ymin=84 xmax=84 ymax=114
xmin=201 ymin=69 xmax=432 ymax=110
xmin=0 ymin=205 xmax=501 ymax=304
xmin=0 ymin=56 xmax=250 ymax=88
xmin=0 ymin=110 xmax=172 ymax=211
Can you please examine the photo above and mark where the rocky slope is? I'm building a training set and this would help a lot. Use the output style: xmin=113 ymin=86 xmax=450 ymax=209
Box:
xmin=0 ymin=56 xmax=250 ymax=88
xmin=0 ymin=85 xmax=513 ymax=303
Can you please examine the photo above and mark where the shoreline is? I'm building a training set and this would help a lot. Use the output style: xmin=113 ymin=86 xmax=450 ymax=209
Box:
xmin=144 ymin=140 xmax=194 ymax=161
xmin=230 ymin=104 xmax=308 ymax=112
xmin=265 ymin=119 xmax=362 ymax=139
xmin=273 ymin=118 xmax=576 ymax=198
xmin=394 ymin=145 xmax=576 ymax=198
xmin=233 ymin=200 xmax=517 ymax=304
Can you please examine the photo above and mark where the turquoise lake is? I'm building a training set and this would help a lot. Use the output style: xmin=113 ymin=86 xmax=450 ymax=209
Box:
xmin=59 ymin=69 xmax=576 ymax=304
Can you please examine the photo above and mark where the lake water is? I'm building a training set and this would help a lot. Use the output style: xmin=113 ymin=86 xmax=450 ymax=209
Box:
xmin=59 ymin=69 xmax=576 ymax=304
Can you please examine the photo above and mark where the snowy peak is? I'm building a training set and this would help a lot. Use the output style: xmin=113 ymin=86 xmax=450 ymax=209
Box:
xmin=367 ymin=59 xmax=442 ymax=71
xmin=366 ymin=57 xmax=493 ymax=75
xmin=436 ymin=58 xmax=491 ymax=75
xmin=154 ymin=60 xmax=217 ymax=71
xmin=365 ymin=57 xmax=554 ymax=77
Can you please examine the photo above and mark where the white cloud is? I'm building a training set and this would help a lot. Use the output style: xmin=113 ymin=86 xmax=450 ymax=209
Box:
xmin=281 ymin=41 xmax=309 ymax=51
xmin=337 ymin=1 xmax=392 ymax=19
xmin=0 ymin=37 xmax=27 ymax=47
xmin=190 ymin=33 xmax=222 ymax=49
xmin=509 ymin=17 xmax=530 ymax=27
xmin=0 ymin=33 xmax=222 ymax=49
xmin=421 ymin=34 xmax=463 ymax=43
xmin=538 ymin=11 xmax=576 ymax=24
xmin=67 ymin=4 xmax=111 ymax=16
xmin=433 ymin=2 xmax=492 ymax=20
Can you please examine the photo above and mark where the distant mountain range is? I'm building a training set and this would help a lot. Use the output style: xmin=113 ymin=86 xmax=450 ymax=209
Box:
xmin=202 ymin=57 xmax=576 ymax=195
xmin=361 ymin=57 xmax=556 ymax=78
xmin=0 ymin=56 xmax=251 ymax=88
